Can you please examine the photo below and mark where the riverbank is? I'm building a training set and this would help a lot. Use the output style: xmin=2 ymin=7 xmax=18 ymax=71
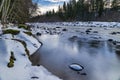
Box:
xmin=0 ymin=23 xmax=62 ymax=80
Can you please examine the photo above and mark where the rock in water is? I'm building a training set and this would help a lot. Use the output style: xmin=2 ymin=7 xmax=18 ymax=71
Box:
xmin=69 ymin=63 xmax=84 ymax=71
xmin=81 ymin=73 xmax=87 ymax=75
xmin=31 ymin=76 xmax=39 ymax=79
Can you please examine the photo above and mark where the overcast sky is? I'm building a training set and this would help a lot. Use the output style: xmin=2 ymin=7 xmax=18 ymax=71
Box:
xmin=33 ymin=0 xmax=69 ymax=14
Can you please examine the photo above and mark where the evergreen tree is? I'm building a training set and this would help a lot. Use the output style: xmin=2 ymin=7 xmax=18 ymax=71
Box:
xmin=63 ymin=2 xmax=67 ymax=12
xmin=76 ymin=0 xmax=84 ymax=20
xmin=58 ymin=5 xmax=64 ymax=19
xmin=52 ymin=9 xmax=55 ymax=15
xmin=112 ymin=0 xmax=120 ymax=10
xmin=98 ymin=0 xmax=104 ymax=17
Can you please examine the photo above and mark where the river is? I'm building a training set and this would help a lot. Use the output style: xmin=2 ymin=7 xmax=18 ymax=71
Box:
xmin=30 ymin=33 xmax=120 ymax=80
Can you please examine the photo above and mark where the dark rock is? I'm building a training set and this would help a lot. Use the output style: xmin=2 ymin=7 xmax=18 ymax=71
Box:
xmin=31 ymin=76 xmax=39 ymax=79
xmin=62 ymin=28 xmax=67 ymax=31
xmin=81 ymin=73 xmax=87 ymax=75
xmin=88 ymin=28 xmax=92 ymax=30
xmin=93 ymin=31 xmax=98 ymax=33
xmin=111 ymin=32 xmax=117 ymax=35
xmin=86 ymin=30 xmax=91 ymax=33
xmin=85 ymin=29 xmax=91 ymax=34
xmin=117 ymin=32 xmax=120 ymax=34
xmin=113 ymin=41 xmax=117 ymax=45
xmin=53 ymin=28 xmax=56 ymax=30
xmin=108 ymin=39 xmax=113 ymax=42
xmin=108 ymin=39 xmax=118 ymax=45
xmin=37 ymin=64 xmax=40 ymax=66
xmin=37 ymin=26 xmax=39 ymax=28
xmin=56 ymin=27 xmax=61 ymax=28
xmin=36 ymin=32 xmax=41 ymax=36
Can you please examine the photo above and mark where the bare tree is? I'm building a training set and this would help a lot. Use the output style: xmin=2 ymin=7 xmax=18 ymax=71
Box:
xmin=0 ymin=0 xmax=38 ymax=25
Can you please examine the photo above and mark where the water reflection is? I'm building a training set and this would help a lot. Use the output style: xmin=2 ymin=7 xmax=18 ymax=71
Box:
xmin=30 ymin=34 xmax=120 ymax=80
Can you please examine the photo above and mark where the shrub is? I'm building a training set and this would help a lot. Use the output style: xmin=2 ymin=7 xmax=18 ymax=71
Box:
xmin=3 ymin=29 xmax=20 ymax=35
xmin=7 ymin=51 xmax=16 ymax=68
xmin=24 ymin=31 xmax=32 ymax=36
xmin=18 ymin=24 xmax=30 ymax=30
xmin=7 ymin=61 xmax=14 ymax=68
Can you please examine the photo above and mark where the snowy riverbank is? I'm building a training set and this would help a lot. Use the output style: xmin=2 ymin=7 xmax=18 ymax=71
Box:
xmin=0 ymin=24 xmax=62 ymax=80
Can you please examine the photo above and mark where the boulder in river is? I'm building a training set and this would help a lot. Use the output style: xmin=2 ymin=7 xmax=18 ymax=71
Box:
xmin=62 ymin=28 xmax=67 ymax=31
xmin=69 ymin=63 xmax=84 ymax=74
xmin=36 ymin=32 xmax=41 ymax=36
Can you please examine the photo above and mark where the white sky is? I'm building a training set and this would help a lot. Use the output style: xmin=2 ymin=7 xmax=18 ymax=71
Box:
xmin=40 ymin=4 xmax=59 ymax=14
xmin=44 ymin=0 xmax=69 ymax=2
xmin=38 ymin=0 xmax=70 ymax=14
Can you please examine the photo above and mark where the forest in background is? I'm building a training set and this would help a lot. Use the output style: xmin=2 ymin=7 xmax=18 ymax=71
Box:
xmin=31 ymin=0 xmax=120 ymax=22
xmin=0 ymin=0 xmax=120 ymax=23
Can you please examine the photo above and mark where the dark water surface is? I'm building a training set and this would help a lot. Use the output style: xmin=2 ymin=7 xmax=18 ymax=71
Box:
xmin=30 ymin=34 xmax=120 ymax=80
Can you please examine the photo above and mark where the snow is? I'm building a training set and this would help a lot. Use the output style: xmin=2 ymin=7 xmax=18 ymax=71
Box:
xmin=0 ymin=24 xmax=62 ymax=80
xmin=29 ymin=22 xmax=120 ymax=42
xmin=29 ymin=22 xmax=120 ymax=28
xmin=0 ymin=21 xmax=120 ymax=80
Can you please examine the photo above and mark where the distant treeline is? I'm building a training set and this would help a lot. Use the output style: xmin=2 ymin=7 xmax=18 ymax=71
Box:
xmin=31 ymin=0 xmax=120 ymax=22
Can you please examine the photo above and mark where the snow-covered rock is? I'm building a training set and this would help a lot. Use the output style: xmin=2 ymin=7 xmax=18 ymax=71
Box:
xmin=69 ymin=63 xmax=84 ymax=71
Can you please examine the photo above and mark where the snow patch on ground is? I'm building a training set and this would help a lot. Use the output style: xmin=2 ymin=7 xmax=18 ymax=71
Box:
xmin=0 ymin=24 xmax=62 ymax=80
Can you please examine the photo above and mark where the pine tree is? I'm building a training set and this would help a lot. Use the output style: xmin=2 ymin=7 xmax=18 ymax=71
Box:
xmin=98 ymin=0 xmax=104 ymax=17
xmin=58 ymin=5 xmax=64 ymax=19
xmin=63 ymin=2 xmax=67 ymax=12
xmin=112 ymin=0 xmax=120 ymax=10
xmin=52 ymin=9 xmax=55 ymax=15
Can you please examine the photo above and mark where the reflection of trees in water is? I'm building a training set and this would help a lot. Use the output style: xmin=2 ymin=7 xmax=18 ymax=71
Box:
xmin=107 ymin=41 xmax=115 ymax=52
xmin=30 ymin=34 xmax=120 ymax=80
xmin=87 ymin=40 xmax=103 ymax=48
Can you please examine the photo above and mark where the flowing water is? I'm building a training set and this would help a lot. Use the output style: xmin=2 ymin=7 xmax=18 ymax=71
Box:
xmin=30 ymin=33 xmax=120 ymax=80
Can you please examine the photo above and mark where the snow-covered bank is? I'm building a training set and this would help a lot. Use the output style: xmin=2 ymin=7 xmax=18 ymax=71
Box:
xmin=0 ymin=24 xmax=62 ymax=80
